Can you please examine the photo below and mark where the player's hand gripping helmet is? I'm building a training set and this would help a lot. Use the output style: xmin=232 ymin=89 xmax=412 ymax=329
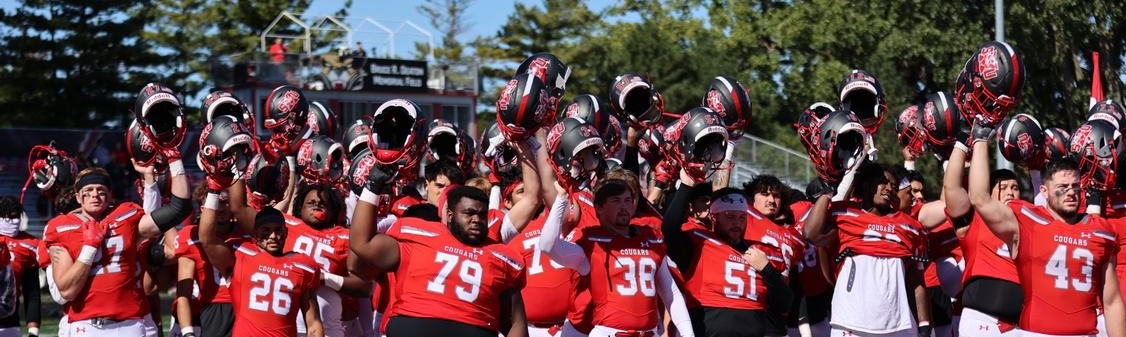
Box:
xmin=996 ymin=113 xmax=1046 ymax=169
xmin=496 ymin=73 xmax=552 ymax=141
xmin=517 ymin=52 xmax=571 ymax=120
xmin=197 ymin=115 xmax=256 ymax=181
xmin=263 ymin=85 xmax=311 ymax=157
xmin=367 ymin=99 xmax=428 ymax=179
xmin=133 ymin=82 xmax=187 ymax=150
xmin=609 ymin=73 xmax=663 ymax=127
xmin=665 ymin=107 xmax=730 ymax=179
xmin=838 ymin=69 xmax=887 ymax=134
xmin=953 ymin=41 xmax=1026 ymax=126
xmin=704 ymin=76 xmax=753 ymax=138
xmin=1068 ymin=119 xmax=1123 ymax=191
xmin=547 ymin=117 xmax=606 ymax=192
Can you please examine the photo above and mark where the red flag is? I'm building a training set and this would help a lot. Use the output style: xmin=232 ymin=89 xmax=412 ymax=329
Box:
xmin=1091 ymin=51 xmax=1103 ymax=109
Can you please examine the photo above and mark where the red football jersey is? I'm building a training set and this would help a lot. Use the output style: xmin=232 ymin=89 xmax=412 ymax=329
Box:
xmin=745 ymin=210 xmax=801 ymax=280
xmin=282 ymin=215 xmax=349 ymax=275
xmin=229 ymin=240 xmax=321 ymax=337
xmin=508 ymin=215 xmax=578 ymax=323
xmin=683 ymin=227 xmax=770 ymax=310
xmin=960 ymin=211 xmax=1019 ymax=285
xmin=571 ymin=224 xmax=667 ymax=331
xmin=924 ymin=220 xmax=963 ymax=287
xmin=43 ymin=203 xmax=149 ymax=321
xmin=1 ymin=232 xmax=41 ymax=298
xmin=386 ymin=218 xmax=526 ymax=332
xmin=174 ymin=225 xmax=239 ymax=304
xmin=487 ymin=209 xmax=505 ymax=243
xmin=1102 ymin=189 xmax=1126 ymax=219
xmin=790 ymin=201 xmax=832 ymax=296
xmin=1009 ymin=201 xmax=1118 ymax=335
xmin=829 ymin=203 xmax=925 ymax=259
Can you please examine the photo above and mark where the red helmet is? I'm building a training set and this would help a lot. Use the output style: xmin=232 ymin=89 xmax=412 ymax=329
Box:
xmin=127 ymin=118 xmax=165 ymax=169
xmin=665 ymin=107 xmax=730 ymax=178
xmin=996 ymin=113 xmax=1045 ymax=169
xmin=480 ymin=122 xmax=519 ymax=176
xmin=367 ymin=99 xmax=428 ymax=171
xmin=305 ymin=101 xmax=338 ymax=140
xmin=837 ymin=69 xmax=887 ymax=134
xmin=23 ymin=144 xmax=76 ymax=202
xmin=895 ymin=104 xmax=926 ymax=158
xmin=954 ymin=41 xmax=1026 ymax=126
xmin=133 ymin=82 xmax=187 ymax=150
xmin=1068 ymin=119 xmax=1121 ymax=191
xmin=202 ymin=90 xmax=252 ymax=127
xmin=496 ymin=73 xmax=551 ymax=141
xmin=197 ymin=115 xmax=256 ymax=180
xmin=517 ymin=52 xmax=571 ymax=119
xmin=546 ymin=117 xmax=605 ymax=191
xmin=263 ymin=85 xmax=310 ymax=155
xmin=703 ymin=75 xmax=752 ymax=137
xmin=1043 ymin=127 xmax=1071 ymax=163
xmin=244 ymin=154 xmax=290 ymax=210
xmin=919 ymin=91 xmax=962 ymax=149
xmin=609 ymin=73 xmax=662 ymax=127
xmin=296 ymin=135 xmax=345 ymax=185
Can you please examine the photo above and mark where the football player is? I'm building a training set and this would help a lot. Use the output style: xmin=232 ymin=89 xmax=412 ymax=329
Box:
xmin=0 ymin=196 xmax=40 ymax=337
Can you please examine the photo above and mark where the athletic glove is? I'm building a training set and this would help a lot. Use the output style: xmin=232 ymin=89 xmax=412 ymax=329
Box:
xmin=806 ymin=178 xmax=836 ymax=200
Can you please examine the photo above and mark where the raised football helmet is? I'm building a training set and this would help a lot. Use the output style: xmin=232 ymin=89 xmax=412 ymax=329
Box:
xmin=127 ymin=118 xmax=164 ymax=169
xmin=304 ymin=101 xmax=338 ymax=140
xmin=197 ymin=115 xmax=256 ymax=180
xmin=244 ymin=154 xmax=291 ymax=210
xmin=794 ymin=102 xmax=836 ymax=161
xmin=546 ymin=117 xmax=605 ymax=191
xmin=996 ymin=113 xmax=1046 ymax=169
xmin=426 ymin=119 xmax=475 ymax=174
xmin=202 ymin=90 xmax=252 ymax=126
xmin=22 ymin=144 xmax=76 ymax=203
xmin=1043 ymin=127 xmax=1071 ymax=163
xmin=637 ymin=124 xmax=667 ymax=164
xmin=1086 ymin=99 xmax=1126 ymax=133
xmin=340 ymin=119 xmax=372 ymax=159
xmin=1068 ymin=119 xmax=1122 ymax=191
xmin=563 ymin=94 xmax=623 ymax=156
xmin=480 ymin=122 xmax=520 ymax=176
xmin=953 ymin=41 xmax=1026 ymax=126
xmin=665 ymin=107 xmax=729 ymax=179
xmin=896 ymin=104 xmax=926 ymax=158
xmin=263 ymin=85 xmax=310 ymax=156
xmin=838 ymin=69 xmax=887 ymax=134
xmin=609 ymin=73 xmax=662 ymax=126
xmin=296 ymin=135 xmax=345 ymax=185
xmin=517 ymin=52 xmax=571 ymax=118
xmin=367 ymin=99 xmax=428 ymax=174
xmin=813 ymin=110 xmax=868 ymax=183
xmin=496 ymin=73 xmax=551 ymax=141
xmin=918 ymin=91 xmax=962 ymax=149
xmin=704 ymin=76 xmax=753 ymax=137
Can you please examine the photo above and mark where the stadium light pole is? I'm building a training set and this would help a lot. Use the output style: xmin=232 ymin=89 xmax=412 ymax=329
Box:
xmin=994 ymin=0 xmax=1015 ymax=171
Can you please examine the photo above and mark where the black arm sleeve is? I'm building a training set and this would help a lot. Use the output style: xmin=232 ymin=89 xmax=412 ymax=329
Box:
xmin=149 ymin=195 xmax=192 ymax=233
xmin=661 ymin=185 xmax=695 ymax=273
xmin=21 ymin=268 xmax=39 ymax=324
xmin=624 ymin=145 xmax=640 ymax=175
xmin=950 ymin=206 xmax=975 ymax=229
xmin=761 ymin=264 xmax=794 ymax=314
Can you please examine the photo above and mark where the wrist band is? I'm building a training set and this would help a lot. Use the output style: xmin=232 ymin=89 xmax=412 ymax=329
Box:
xmin=203 ymin=193 xmax=221 ymax=211
xmin=168 ymin=160 xmax=185 ymax=177
xmin=903 ymin=160 xmax=916 ymax=171
xmin=324 ymin=272 xmax=345 ymax=291
xmin=181 ymin=326 xmax=195 ymax=336
xmin=77 ymin=246 xmax=98 ymax=265
xmin=359 ymin=190 xmax=378 ymax=205
xmin=27 ymin=327 xmax=38 ymax=336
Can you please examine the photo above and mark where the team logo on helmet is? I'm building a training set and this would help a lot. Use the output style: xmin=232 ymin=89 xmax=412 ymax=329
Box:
xmin=977 ymin=45 xmax=1000 ymax=80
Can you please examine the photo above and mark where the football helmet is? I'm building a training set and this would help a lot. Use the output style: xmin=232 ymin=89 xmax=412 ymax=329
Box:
xmin=1068 ymin=119 xmax=1122 ymax=191
xmin=22 ymin=144 xmax=76 ymax=203
xmin=813 ymin=110 xmax=868 ymax=183
xmin=704 ymin=75 xmax=752 ymax=137
xmin=665 ymin=107 xmax=729 ymax=178
xmin=340 ymin=119 xmax=372 ymax=159
xmin=197 ymin=115 xmax=256 ymax=180
xmin=996 ymin=113 xmax=1046 ymax=169
xmin=896 ymin=104 xmax=926 ymax=158
xmin=953 ymin=41 xmax=1026 ymax=126
xmin=296 ymin=135 xmax=345 ymax=185
xmin=367 ymin=99 xmax=428 ymax=172
xmin=244 ymin=154 xmax=291 ymax=210
xmin=202 ymin=90 xmax=252 ymax=127
xmin=305 ymin=101 xmax=338 ymax=139
xmin=480 ymin=122 xmax=520 ymax=175
xmin=1043 ymin=127 xmax=1071 ymax=163
xmin=426 ymin=118 xmax=475 ymax=174
xmin=263 ymin=85 xmax=310 ymax=156
xmin=127 ymin=118 xmax=164 ymax=169
xmin=919 ymin=91 xmax=962 ymax=149
xmin=546 ymin=117 xmax=605 ymax=191
xmin=837 ymin=69 xmax=887 ymax=134
xmin=496 ymin=73 xmax=551 ymax=141
xmin=1086 ymin=99 xmax=1126 ymax=133
xmin=637 ymin=123 xmax=667 ymax=164
xmin=133 ymin=82 xmax=187 ymax=150
xmin=794 ymin=102 xmax=836 ymax=162
xmin=516 ymin=52 xmax=571 ymax=116
xmin=609 ymin=73 xmax=662 ymax=126
xmin=563 ymin=94 xmax=623 ymax=156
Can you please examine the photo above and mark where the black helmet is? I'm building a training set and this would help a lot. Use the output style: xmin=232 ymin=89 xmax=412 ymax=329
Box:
xmin=133 ymin=82 xmax=187 ymax=149
xmin=25 ymin=144 xmax=76 ymax=201
xmin=305 ymin=101 xmax=338 ymax=139
xmin=1043 ymin=127 xmax=1071 ymax=164
xmin=263 ymin=85 xmax=310 ymax=148
xmin=546 ymin=117 xmax=605 ymax=190
xmin=896 ymin=104 xmax=926 ymax=158
xmin=296 ymin=135 xmax=345 ymax=185
xmin=345 ymin=148 xmax=376 ymax=196
xmin=480 ymin=122 xmax=519 ymax=175
xmin=516 ymin=52 xmax=571 ymax=112
xmin=954 ymin=41 xmax=1026 ymax=126
xmin=127 ymin=118 xmax=164 ymax=168
xmin=244 ymin=154 xmax=291 ymax=210
xmin=703 ymin=75 xmax=752 ymax=137
xmin=1068 ymin=119 xmax=1122 ymax=191
xmin=794 ymin=102 xmax=836 ymax=166
xmin=638 ymin=124 xmax=667 ymax=164
xmin=666 ymin=107 xmax=729 ymax=178
xmin=837 ymin=69 xmax=887 ymax=134
xmin=340 ymin=119 xmax=372 ymax=159
xmin=197 ymin=115 xmax=256 ymax=180
xmin=609 ymin=73 xmax=662 ymax=126
xmin=1086 ymin=99 xmax=1126 ymax=133
xmin=367 ymin=99 xmax=428 ymax=172
xmin=202 ymin=90 xmax=252 ymax=127
xmin=919 ymin=91 xmax=962 ymax=149
xmin=563 ymin=94 xmax=622 ymax=155
xmin=426 ymin=118 xmax=475 ymax=173
xmin=996 ymin=113 xmax=1046 ymax=169
xmin=496 ymin=73 xmax=551 ymax=141
xmin=814 ymin=110 xmax=867 ymax=183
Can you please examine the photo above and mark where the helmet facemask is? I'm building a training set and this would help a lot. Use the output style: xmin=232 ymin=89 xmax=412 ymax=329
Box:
xmin=683 ymin=132 xmax=731 ymax=179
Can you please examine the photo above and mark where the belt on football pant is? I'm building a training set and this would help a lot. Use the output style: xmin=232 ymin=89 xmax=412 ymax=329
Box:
xmin=530 ymin=321 xmax=564 ymax=336
xmin=88 ymin=317 xmax=125 ymax=328
xmin=613 ymin=331 xmax=654 ymax=337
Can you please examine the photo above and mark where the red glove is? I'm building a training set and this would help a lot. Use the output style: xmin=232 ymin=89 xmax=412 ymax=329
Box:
xmin=82 ymin=220 xmax=107 ymax=248
xmin=653 ymin=160 xmax=677 ymax=188
xmin=488 ymin=171 xmax=501 ymax=185
xmin=159 ymin=146 xmax=182 ymax=163
xmin=206 ymin=174 xmax=234 ymax=192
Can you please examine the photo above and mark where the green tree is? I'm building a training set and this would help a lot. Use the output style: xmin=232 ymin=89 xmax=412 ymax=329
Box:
xmin=0 ymin=0 xmax=162 ymax=128
xmin=416 ymin=0 xmax=475 ymax=63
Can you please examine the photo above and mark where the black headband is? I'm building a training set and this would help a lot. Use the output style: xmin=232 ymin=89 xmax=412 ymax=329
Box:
xmin=75 ymin=172 xmax=111 ymax=191
xmin=255 ymin=207 xmax=285 ymax=229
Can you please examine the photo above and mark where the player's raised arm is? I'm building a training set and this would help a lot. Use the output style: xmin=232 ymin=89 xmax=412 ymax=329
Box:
xmin=348 ymin=164 xmax=400 ymax=272
xmin=227 ymin=179 xmax=257 ymax=235
xmin=537 ymin=185 xmax=590 ymax=275
xmin=199 ymin=188 xmax=235 ymax=273
xmin=138 ymin=147 xmax=192 ymax=238
xmin=943 ymin=139 xmax=973 ymax=223
xmin=968 ymin=135 xmax=1018 ymax=249
xmin=501 ymin=139 xmax=543 ymax=242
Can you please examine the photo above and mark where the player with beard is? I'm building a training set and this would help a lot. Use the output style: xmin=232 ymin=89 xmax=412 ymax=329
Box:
xmin=46 ymin=153 xmax=193 ymax=335
xmin=967 ymin=139 xmax=1124 ymax=336
xmin=287 ymin=184 xmax=371 ymax=337
xmin=539 ymin=178 xmax=696 ymax=337
xmin=742 ymin=176 xmax=808 ymax=337
xmin=661 ymin=167 xmax=789 ymax=337
xmin=350 ymin=161 xmax=528 ymax=337
xmin=803 ymin=161 xmax=928 ymax=337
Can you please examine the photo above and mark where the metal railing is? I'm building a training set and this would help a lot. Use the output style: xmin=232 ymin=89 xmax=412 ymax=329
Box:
xmin=729 ymin=134 xmax=813 ymax=190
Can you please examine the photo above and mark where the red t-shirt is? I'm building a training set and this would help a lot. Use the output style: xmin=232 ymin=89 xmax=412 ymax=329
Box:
xmin=386 ymin=218 xmax=526 ymax=332
xmin=1 ymin=232 xmax=40 ymax=299
xmin=571 ymin=224 xmax=666 ymax=331
xmin=229 ymin=240 xmax=320 ymax=337
xmin=44 ymin=204 xmax=149 ymax=321
xmin=683 ymin=225 xmax=769 ymax=310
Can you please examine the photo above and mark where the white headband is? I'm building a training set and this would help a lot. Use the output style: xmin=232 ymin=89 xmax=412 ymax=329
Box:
xmin=709 ymin=193 xmax=748 ymax=214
